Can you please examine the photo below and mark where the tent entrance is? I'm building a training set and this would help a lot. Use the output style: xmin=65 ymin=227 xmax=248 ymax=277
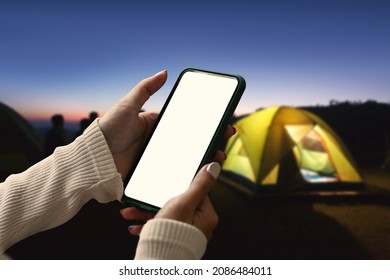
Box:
xmin=287 ymin=126 xmax=338 ymax=183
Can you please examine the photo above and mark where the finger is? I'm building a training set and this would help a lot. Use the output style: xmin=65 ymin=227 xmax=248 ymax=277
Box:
xmin=138 ymin=111 xmax=159 ymax=136
xmin=223 ymin=125 xmax=236 ymax=140
xmin=196 ymin=195 xmax=218 ymax=240
xmin=212 ymin=150 xmax=227 ymax=164
xmin=121 ymin=70 xmax=168 ymax=112
xmin=120 ymin=207 xmax=155 ymax=221
xmin=181 ymin=162 xmax=221 ymax=209
xmin=197 ymin=195 xmax=217 ymax=222
xmin=128 ymin=225 xmax=144 ymax=236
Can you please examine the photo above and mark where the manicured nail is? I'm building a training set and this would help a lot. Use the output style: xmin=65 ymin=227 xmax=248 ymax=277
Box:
xmin=155 ymin=69 xmax=167 ymax=76
xmin=207 ymin=162 xmax=221 ymax=180
xmin=128 ymin=225 xmax=135 ymax=231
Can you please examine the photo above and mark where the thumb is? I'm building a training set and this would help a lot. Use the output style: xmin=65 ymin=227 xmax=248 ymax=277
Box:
xmin=121 ymin=70 xmax=168 ymax=111
xmin=181 ymin=162 xmax=221 ymax=209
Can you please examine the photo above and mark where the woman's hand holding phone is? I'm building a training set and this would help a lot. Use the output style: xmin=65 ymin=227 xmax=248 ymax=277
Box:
xmin=99 ymin=70 xmax=168 ymax=179
xmin=100 ymin=69 xmax=238 ymax=240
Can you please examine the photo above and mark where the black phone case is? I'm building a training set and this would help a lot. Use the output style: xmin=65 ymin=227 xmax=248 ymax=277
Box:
xmin=122 ymin=68 xmax=246 ymax=212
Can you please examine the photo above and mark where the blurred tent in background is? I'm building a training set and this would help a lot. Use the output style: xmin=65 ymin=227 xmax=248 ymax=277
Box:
xmin=221 ymin=106 xmax=364 ymax=196
xmin=0 ymin=102 xmax=43 ymax=181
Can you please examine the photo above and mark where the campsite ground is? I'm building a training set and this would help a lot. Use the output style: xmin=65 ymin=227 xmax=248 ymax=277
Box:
xmin=7 ymin=167 xmax=389 ymax=260
xmin=204 ymin=167 xmax=390 ymax=260
xmin=5 ymin=173 xmax=390 ymax=260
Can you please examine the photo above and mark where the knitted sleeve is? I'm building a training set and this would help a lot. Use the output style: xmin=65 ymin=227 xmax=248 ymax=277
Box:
xmin=0 ymin=120 xmax=123 ymax=253
xmin=134 ymin=218 xmax=207 ymax=260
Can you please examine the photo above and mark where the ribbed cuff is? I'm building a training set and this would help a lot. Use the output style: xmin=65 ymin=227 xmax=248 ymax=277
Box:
xmin=135 ymin=219 xmax=207 ymax=260
xmin=83 ymin=119 xmax=119 ymax=178
xmin=76 ymin=119 xmax=123 ymax=201
xmin=46 ymin=119 xmax=123 ymax=203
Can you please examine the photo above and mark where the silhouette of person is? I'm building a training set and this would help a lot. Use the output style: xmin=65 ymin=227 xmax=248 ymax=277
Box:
xmin=74 ymin=118 xmax=90 ymax=140
xmin=44 ymin=114 xmax=67 ymax=156
xmin=89 ymin=111 xmax=98 ymax=125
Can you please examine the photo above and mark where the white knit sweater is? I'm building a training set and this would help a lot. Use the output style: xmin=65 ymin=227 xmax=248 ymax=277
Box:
xmin=0 ymin=120 xmax=206 ymax=260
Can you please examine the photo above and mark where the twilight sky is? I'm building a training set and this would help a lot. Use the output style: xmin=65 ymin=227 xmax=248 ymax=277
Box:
xmin=1 ymin=0 xmax=389 ymax=122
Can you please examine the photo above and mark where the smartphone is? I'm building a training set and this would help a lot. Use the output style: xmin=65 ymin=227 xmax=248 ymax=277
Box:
xmin=122 ymin=68 xmax=246 ymax=212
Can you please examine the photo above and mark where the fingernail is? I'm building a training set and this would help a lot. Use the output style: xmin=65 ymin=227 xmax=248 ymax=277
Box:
xmin=128 ymin=225 xmax=135 ymax=231
xmin=207 ymin=162 xmax=221 ymax=180
xmin=155 ymin=69 xmax=167 ymax=76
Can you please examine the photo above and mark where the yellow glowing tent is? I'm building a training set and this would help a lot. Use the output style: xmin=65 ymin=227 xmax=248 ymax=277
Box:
xmin=221 ymin=106 xmax=363 ymax=194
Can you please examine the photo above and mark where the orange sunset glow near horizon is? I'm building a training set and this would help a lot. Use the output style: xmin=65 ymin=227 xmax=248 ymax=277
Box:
xmin=1 ymin=1 xmax=389 ymax=130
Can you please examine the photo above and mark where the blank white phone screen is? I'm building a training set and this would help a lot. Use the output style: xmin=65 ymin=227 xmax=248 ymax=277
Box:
xmin=124 ymin=71 xmax=239 ymax=208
